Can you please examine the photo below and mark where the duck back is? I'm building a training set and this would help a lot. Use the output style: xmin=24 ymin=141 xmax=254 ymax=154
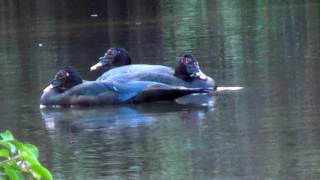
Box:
xmin=96 ymin=64 xmax=174 ymax=81
xmin=97 ymin=67 xmax=215 ymax=89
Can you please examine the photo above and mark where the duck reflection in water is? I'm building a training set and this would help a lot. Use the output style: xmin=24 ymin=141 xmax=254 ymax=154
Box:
xmin=41 ymin=97 xmax=215 ymax=133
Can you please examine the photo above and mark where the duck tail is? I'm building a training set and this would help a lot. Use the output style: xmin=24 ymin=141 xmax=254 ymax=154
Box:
xmin=216 ymin=86 xmax=244 ymax=91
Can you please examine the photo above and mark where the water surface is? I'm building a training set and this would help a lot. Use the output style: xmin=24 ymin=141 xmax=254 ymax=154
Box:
xmin=0 ymin=0 xmax=320 ymax=179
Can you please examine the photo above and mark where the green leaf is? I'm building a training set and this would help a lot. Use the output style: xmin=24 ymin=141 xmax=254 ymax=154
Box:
xmin=30 ymin=163 xmax=53 ymax=180
xmin=23 ymin=144 xmax=39 ymax=159
xmin=0 ymin=149 xmax=9 ymax=158
xmin=0 ymin=131 xmax=14 ymax=141
xmin=15 ymin=143 xmax=38 ymax=161
xmin=19 ymin=150 xmax=53 ymax=179
xmin=4 ymin=167 xmax=24 ymax=180
xmin=0 ymin=141 xmax=16 ymax=154
xmin=0 ymin=131 xmax=52 ymax=180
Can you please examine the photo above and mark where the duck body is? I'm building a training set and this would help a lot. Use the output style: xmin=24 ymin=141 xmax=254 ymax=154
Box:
xmin=97 ymin=65 xmax=215 ymax=89
xmin=91 ymin=48 xmax=217 ymax=90
xmin=41 ymin=81 xmax=209 ymax=107
xmin=40 ymin=67 xmax=210 ymax=107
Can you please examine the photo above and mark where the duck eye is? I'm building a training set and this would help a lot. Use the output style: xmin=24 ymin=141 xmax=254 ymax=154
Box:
xmin=56 ymin=71 xmax=69 ymax=80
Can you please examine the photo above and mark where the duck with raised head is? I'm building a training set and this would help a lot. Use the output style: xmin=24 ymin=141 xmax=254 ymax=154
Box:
xmin=40 ymin=66 xmax=210 ymax=107
xmin=90 ymin=48 xmax=217 ymax=90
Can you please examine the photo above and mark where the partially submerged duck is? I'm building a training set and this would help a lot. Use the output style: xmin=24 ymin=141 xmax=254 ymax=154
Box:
xmin=90 ymin=48 xmax=217 ymax=90
xmin=40 ymin=66 xmax=210 ymax=107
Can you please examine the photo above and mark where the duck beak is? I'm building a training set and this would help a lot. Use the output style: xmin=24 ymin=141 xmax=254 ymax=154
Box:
xmin=90 ymin=56 xmax=111 ymax=71
xmin=90 ymin=62 xmax=103 ymax=71
xmin=43 ymin=84 xmax=54 ymax=93
xmin=191 ymin=71 xmax=208 ymax=80
xmin=50 ymin=79 xmax=62 ymax=88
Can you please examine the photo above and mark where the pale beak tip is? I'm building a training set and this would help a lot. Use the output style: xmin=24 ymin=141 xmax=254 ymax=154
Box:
xmin=43 ymin=84 xmax=53 ymax=93
xmin=90 ymin=66 xmax=95 ymax=71
xmin=90 ymin=62 xmax=103 ymax=72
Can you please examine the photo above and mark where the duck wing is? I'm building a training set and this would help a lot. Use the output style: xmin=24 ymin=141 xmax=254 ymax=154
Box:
xmin=96 ymin=64 xmax=174 ymax=81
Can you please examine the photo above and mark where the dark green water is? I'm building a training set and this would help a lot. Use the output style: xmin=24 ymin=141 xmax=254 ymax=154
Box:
xmin=1 ymin=0 xmax=320 ymax=179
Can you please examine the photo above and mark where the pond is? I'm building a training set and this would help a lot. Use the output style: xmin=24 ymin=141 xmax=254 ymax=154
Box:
xmin=0 ymin=0 xmax=320 ymax=179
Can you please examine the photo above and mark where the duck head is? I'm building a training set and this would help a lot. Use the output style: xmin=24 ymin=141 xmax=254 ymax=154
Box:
xmin=90 ymin=48 xmax=132 ymax=71
xmin=44 ymin=66 xmax=83 ymax=93
xmin=174 ymin=54 xmax=208 ymax=82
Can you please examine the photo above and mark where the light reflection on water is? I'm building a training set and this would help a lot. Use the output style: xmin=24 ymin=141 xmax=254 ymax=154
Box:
xmin=0 ymin=0 xmax=320 ymax=179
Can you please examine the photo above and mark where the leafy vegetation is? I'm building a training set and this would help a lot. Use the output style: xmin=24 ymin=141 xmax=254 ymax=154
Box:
xmin=0 ymin=130 xmax=52 ymax=180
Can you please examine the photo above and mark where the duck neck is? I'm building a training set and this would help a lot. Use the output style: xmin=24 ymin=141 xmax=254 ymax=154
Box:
xmin=174 ymin=66 xmax=193 ymax=82
xmin=113 ymin=54 xmax=132 ymax=67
